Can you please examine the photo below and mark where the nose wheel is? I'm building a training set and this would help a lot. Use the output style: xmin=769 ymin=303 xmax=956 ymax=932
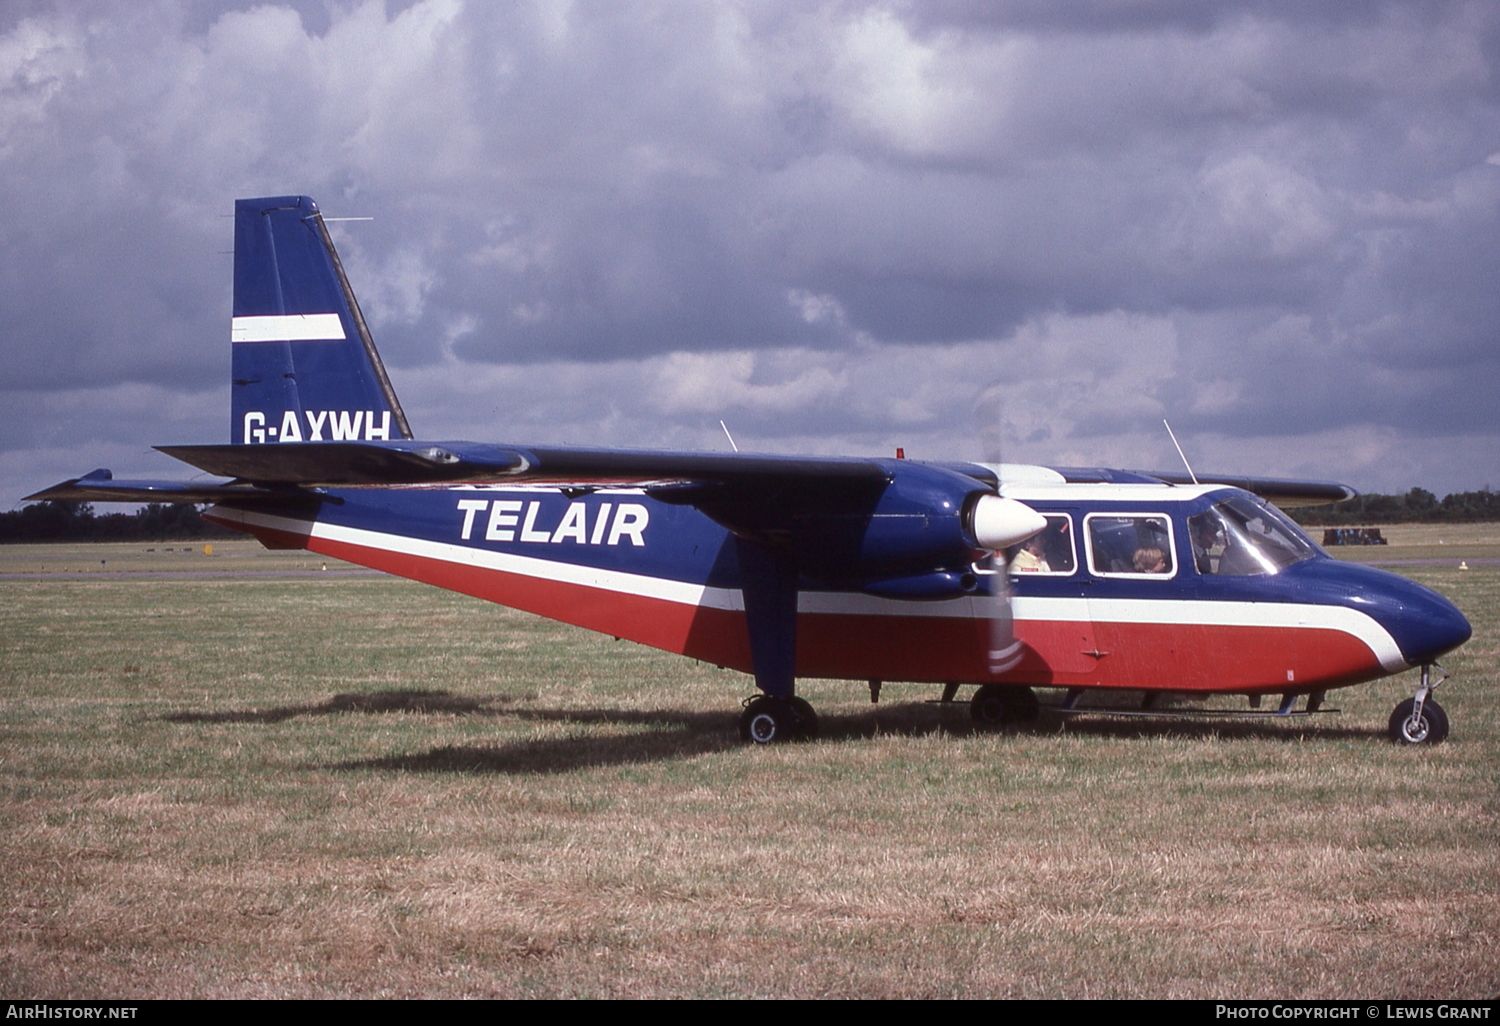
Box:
xmin=1389 ymin=696 xmax=1449 ymax=745
xmin=1389 ymin=663 xmax=1450 ymax=745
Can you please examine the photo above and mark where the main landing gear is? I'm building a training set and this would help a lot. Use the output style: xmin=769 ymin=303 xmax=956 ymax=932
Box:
xmin=739 ymin=695 xmax=819 ymax=744
xmin=969 ymin=684 xmax=1040 ymax=729
xmin=1389 ymin=663 xmax=1450 ymax=746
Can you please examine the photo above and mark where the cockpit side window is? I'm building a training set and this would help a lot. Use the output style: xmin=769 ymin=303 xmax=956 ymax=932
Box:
xmin=1189 ymin=494 xmax=1319 ymax=576
xmin=1084 ymin=514 xmax=1175 ymax=579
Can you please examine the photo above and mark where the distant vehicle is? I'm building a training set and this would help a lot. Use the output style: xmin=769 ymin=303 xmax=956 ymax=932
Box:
xmin=29 ymin=196 xmax=1472 ymax=746
xmin=1322 ymin=527 xmax=1388 ymax=546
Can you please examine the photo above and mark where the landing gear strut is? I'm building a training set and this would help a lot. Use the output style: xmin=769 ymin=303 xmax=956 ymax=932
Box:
xmin=740 ymin=695 xmax=819 ymax=744
xmin=1389 ymin=663 xmax=1449 ymax=745
xmin=734 ymin=537 xmax=817 ymax=745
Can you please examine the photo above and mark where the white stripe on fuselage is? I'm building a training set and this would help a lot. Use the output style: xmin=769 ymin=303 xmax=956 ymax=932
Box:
xmin=1012 ymin=595 xmax=1406 ymax=673
xmin=231 ymin=314 xmax=346 ymax=343
xmin=212 ymin=506 xmax=1407 ymax=672
xmin=215 ymin=506 xmax=994 ymax=619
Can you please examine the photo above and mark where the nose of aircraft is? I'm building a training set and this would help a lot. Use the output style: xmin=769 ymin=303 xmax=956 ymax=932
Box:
xmin=1392 ymin=578 xmax=1473 ymax=665
xmin=1298 ymin=560 xmax=1472 ymax=667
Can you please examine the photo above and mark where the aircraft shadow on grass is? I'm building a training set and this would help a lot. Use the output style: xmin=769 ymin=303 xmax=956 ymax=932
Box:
xmin=160 ymin=688 xmax=1380 ymax=775
xmin=159 ymin=688 xmax=511 ymax=724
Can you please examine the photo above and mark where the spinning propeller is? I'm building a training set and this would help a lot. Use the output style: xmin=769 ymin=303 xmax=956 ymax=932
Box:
xmin=971 ymin=385 xmax=1041 ymax=675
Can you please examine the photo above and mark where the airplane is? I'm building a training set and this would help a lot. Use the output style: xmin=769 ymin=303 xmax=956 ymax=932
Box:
xmin=27 ymin=195 xmax=1473 ymax=746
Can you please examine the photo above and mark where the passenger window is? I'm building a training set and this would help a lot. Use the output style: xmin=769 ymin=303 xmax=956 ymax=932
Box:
xmin=1006 ymin=514 xmax=1076 ymax=575
xmin=1085 ymin=514 xmax=1175 ymax=578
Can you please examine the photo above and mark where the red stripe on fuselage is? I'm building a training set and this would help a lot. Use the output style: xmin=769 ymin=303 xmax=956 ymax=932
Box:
xmin=1006 ymin=619 xmax=1385 ymax=693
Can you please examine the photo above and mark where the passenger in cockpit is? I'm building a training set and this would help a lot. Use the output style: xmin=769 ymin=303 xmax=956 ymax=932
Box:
xmin=1009 ymin=535 xmax=1051 ymax=573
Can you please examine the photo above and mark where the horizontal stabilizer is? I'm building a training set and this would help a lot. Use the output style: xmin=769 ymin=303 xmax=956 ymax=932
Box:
xmin=24 ymin=468 xmax=293 ymax=505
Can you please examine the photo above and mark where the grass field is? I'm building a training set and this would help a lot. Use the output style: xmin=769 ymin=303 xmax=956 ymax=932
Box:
xmin=1 ymin=535 xmax=1496 ymax=998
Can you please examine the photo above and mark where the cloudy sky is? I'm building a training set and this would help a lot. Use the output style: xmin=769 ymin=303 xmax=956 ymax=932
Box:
xmin=4 ymin=0 xmax=1499 ymax=505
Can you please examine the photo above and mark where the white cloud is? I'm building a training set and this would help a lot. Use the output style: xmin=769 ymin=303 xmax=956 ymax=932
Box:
xmin=0 ymin=16 xmax=84 ymax=151
xmin=1192 ymin=154 xmax=1338 ymax=261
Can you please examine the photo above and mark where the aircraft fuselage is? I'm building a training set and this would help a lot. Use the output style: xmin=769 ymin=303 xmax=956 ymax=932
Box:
xmin=207 ymin=478 xmax=1470 ymax=700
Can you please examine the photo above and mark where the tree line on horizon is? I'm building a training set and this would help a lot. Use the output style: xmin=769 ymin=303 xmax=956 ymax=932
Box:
xmin=1288 ymin=487 xmax=1500 ymax=525
xmin=3 ymin=487 xmax=1497 ymax=544
xmin=0 ymin=501 xmax=238 ymax=544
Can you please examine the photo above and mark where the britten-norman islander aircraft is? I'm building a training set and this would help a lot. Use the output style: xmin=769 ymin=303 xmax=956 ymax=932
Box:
xmin=29 ymin=196 xmax=1473 ymax=745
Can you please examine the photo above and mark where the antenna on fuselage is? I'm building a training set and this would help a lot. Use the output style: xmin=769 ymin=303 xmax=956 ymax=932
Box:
xmin=1163 ymin=419 xmax=1199 ymax=484
xmin=720 ymin=420 xmax=740 ymax=453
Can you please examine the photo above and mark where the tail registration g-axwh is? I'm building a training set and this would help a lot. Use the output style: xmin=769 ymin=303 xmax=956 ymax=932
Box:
xmin=30 ymin=196 xmax=1472 ymax=745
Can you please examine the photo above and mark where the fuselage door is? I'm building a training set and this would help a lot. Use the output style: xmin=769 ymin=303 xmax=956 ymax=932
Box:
xmin=1001 ymin=512 xmax=1101 ymax=679
xmin=1081 ymin=512 xmax=1182 ymax=689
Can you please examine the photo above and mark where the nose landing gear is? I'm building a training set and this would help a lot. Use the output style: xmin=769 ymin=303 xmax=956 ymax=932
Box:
xmin=1389 ymin=663 xmax=1450 ymax=745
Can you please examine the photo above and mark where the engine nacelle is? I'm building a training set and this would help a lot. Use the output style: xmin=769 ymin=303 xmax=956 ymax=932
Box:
xmin=861 ymin=570 xmax=980 ymax=601
xmin=791 ymin=461 xmax=1042 ymax=584
xmin=669 ymin=459 xmax=1045 ymax=586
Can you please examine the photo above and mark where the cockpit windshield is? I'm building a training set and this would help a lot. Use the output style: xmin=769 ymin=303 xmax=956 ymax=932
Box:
xmin=1188 ymin=494 xmax=1320 ymax=576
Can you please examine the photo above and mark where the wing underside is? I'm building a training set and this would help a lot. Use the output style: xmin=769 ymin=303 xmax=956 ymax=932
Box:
xmin=27 ymin=444 xmax=1356 ymax=512
xmin=153 ymin=441 xmax=893 ymax=490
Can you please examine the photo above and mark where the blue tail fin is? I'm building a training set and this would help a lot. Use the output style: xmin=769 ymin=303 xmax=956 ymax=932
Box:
xmin=231 ymin=195 xmax=413 ymax=445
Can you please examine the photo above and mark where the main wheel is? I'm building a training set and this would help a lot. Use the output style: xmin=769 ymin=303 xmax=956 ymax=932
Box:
xmin=788 ymin=696 xmax=819 ymax=740
xmin=740 ymin=696 xmax=814 ymax=744
xmin=1004 ymin=686 xmax=1041 ymax=723
xmin=1388 ymin=697 xmax=1449 ymax=745
xmin=740 ymin=697 xmax=786 ymax=743
xmin=970 ymin=684 xmax=1038 ymax=728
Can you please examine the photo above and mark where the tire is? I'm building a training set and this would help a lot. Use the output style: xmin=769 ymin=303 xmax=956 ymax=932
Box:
xmin=740 ymin=698 xmax=784 ymax=743
xmin=740 ymin=696 xmax=809 ymax=744
xmin=1388 ymin=697 xmax=1450 ymax=745
xmin=971 ymin=684 xmax=1037 ymax=728
xmin=788 ymin=696 xmax=819 ymax=740
xmin=1005 ymin=686 xmax=1041 ymax=723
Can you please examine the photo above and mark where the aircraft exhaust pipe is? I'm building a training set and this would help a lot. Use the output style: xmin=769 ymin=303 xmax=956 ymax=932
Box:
xmin=968 ymin=493 xmax=1046 ymax=551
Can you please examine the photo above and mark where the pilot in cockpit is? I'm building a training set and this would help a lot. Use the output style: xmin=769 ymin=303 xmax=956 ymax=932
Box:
xmin=1191 ymin=516 xmax=1223 ymax=574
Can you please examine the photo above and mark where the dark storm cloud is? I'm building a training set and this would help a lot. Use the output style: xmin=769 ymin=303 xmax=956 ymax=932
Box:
xmin=2 ymin=0 xmax=1498 ymax=499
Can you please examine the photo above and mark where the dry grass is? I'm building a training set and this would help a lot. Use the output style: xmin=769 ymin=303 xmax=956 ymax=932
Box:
xmin=1 ymin=541 xmax=1496 ymax=998
xmin=0 ymin=538 xmax=355 ymax=576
